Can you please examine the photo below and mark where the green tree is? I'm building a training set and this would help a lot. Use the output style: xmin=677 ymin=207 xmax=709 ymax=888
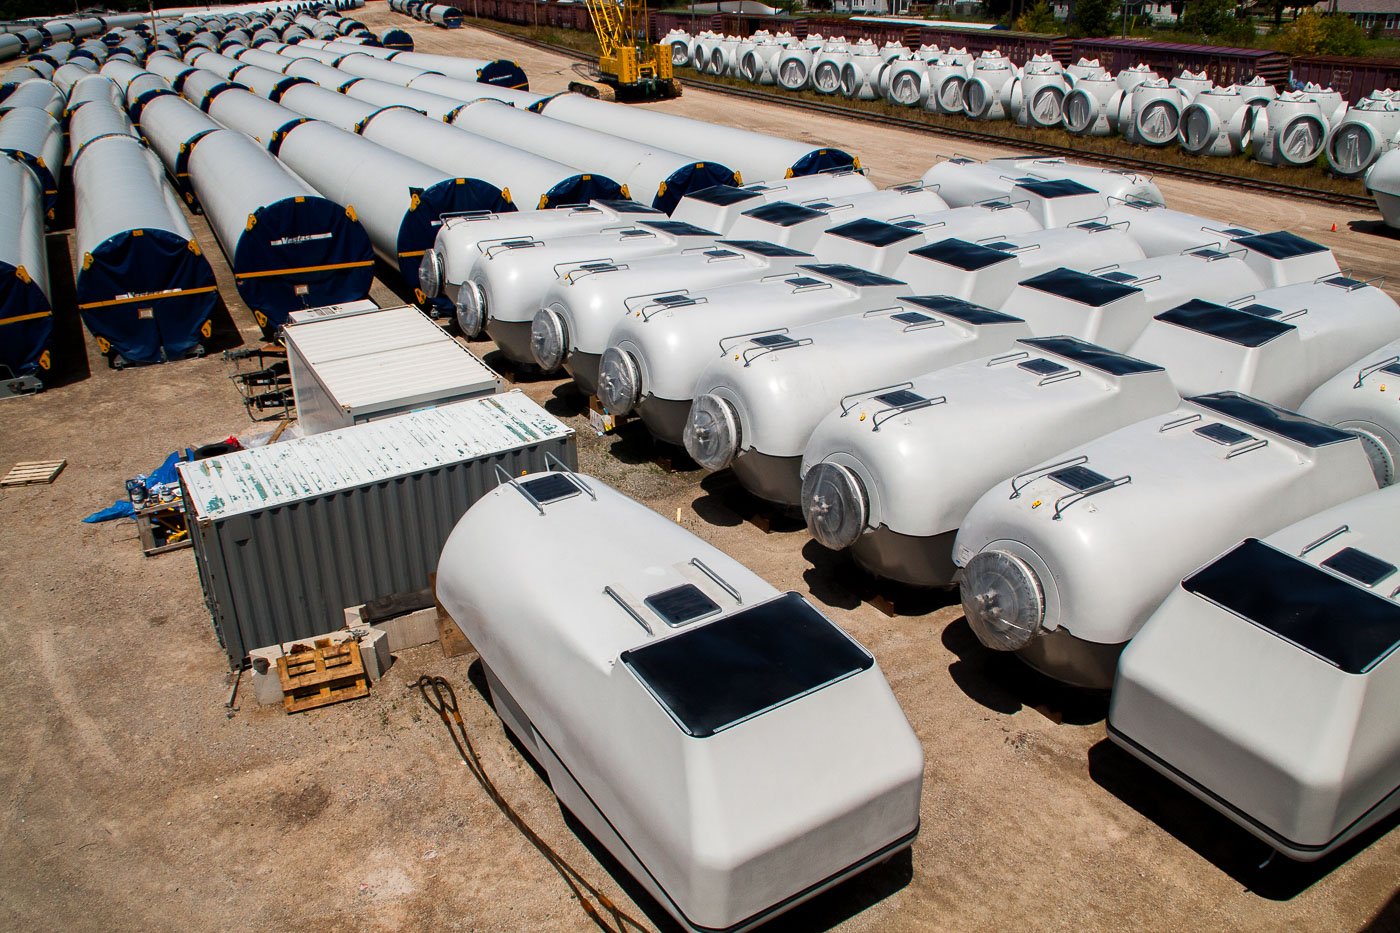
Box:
xmin=1278 ymin=10 xmax=1367 ymax=55
xmin=1069 ymin=0 xmax=1115 ymax=37
xmin=1016 ymin=0 xmax=1060 ymax=32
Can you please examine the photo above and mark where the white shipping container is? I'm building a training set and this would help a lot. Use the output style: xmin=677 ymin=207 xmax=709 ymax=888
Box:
xmin=284 ymin=304 xmax=502 ymax=434
xmin=284 ymin=298 xmax=380 ymax=325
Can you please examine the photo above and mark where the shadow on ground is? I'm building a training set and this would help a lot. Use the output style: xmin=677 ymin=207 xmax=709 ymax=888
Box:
xmin=799 ymin=538 xmax=959 ymax=618
xmin=1088 ymin=739 xmax=1400 ymax=900
xmin=941 ymin=618 xmax=1108 ymax=725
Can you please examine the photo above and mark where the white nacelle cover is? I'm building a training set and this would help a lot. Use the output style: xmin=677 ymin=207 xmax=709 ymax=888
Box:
xmin=722 ymin=186 xmax=950 ymax=252
xmin=1000 ymin=248 xmax=1264 ymax=351
xmin=1104 ymin=198 xmax=1258 ymax=257
xmin=435 ymin=472 xmax=923 ymax=931
xmin=608 ymin=263 xmax=909 ymax=404
xmin=541 ymin=239 xmax=814 ymax=363
xmin=431 ymin=199 xmax=662 ymax=293
xmin=955 ymin=392 xmax=1379 ymax=648
xmin=1109 ymin=482 xmax=1400 ymax=858
xmin=1007 ymin=176 xmax=1110 ymax=228
xmin=895 ymin=222 xmax=1146 ymax=311
xmin=1231 ymin=230 xmax=1340 ymax=288
xmin=669 ymin=170 xmax=876 ymax=233
xmin=992 ymin=156 xmax=1164 ymax=204
xmin=472 ymin=219 xmax=719 ymax=326
xmin=804 ymin=336 xmax=1179 ymax=543
xmin=1129 ymin=276 xmax=1400 ymax=408
xmin=810 ymin=202 xmax=1042 ymax=275
xmin=1300 ymin=333 xmax=1400 ymax=487
xmin=695 ymin=296 xmax=1032 ymax=463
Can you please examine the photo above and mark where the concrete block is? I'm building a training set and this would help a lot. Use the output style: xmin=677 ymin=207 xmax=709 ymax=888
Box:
xmin=345 ymin=604 xmax=441 ymax=653
xmin=248 ymin=626 xmax=391 ymax=707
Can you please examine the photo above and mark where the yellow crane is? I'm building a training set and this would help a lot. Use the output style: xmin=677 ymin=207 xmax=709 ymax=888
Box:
xmin=570 ymin=0 xmax=680 ymax=101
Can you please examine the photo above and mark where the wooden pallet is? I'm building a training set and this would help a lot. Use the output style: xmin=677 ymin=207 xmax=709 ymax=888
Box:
xmin=2 ymin=459 xmax=66 ymax=487
xmin=276 ymin=638 xmax=369 ymax=713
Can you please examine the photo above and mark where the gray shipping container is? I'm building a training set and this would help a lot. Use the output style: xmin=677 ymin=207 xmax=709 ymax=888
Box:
xmin=179 ymin=391 xmax=577 ymax=667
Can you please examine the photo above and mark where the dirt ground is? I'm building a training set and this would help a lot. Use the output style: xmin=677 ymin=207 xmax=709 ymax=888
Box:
xmin=2 ymin=7 xmax=1399 ymax=932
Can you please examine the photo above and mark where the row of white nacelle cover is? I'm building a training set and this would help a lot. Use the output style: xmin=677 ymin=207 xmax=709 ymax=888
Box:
xmin=593 ymin=209 xmax=1201 ymax=449
xmin=507 ymin=169 xmax=1174 ymax=418
xmin=476 ymin=170 xmax=1145 ymax=378
xmin=432 ymin=170 xmax=879 ymax=341
xmin=463 ymin=182 xmax=953 ymax=368
xmin=796 ymin=285 xmax=1397 ymax=686
xmin=678 ymin=221 xmax=1357 ymax=511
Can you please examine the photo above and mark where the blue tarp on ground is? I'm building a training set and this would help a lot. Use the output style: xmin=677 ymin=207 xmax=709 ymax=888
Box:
xmin=82 ymin=451 xmax=184 ymax=523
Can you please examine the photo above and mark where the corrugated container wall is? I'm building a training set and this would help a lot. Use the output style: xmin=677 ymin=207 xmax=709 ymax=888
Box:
xmin=179 ymin=392 xmax=577 ymax=667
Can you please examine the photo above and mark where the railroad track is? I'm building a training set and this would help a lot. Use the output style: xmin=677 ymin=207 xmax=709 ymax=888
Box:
xmin=473 ymin=21 xmax=1377 ymax=213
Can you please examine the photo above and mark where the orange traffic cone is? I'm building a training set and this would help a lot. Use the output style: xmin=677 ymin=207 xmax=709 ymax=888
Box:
xmin=1332 ymin=223 xmax=1337 ymax=231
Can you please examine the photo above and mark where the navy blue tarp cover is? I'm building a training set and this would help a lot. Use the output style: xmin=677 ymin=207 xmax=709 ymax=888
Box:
xmin=76 ymin=228 xmax=218 ymax=365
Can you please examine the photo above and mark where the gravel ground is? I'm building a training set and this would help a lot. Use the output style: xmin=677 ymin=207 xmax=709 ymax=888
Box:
xmin=1 ymin=8 xmax=1398 ymax=932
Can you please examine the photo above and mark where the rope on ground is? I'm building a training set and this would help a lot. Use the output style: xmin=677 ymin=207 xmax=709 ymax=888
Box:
xmin=415 ymin=674 xmax=653 ymax=933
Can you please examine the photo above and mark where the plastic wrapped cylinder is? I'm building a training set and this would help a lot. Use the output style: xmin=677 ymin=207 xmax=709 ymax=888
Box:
xmin=331 ymin=50 xmax=431 ymax=86
xmin=342 ymin=77 xmax=472 ymax=122
xmin=68 ymin=94 xmax=139 ymax=160
xmin=185 ymin=128 xmax=373 ymax=330
xmin=1169 ymin=69 xmax=1212 ymax=102
xmin=228 ymin=60 xmax=310 ymax=101
xmin=404 ymin=72 xmax=543 ymax=109
xmin=1327 ymin=99 xmax=1400 ymax=178
xmin=0 ymin=106 xmax=64 ymax=214
xmin=1065 ymin=58 xmax=1106 ymax=83
xmin=839 ymin=43 xmax=883 ymax=101
xmin=274 ymin=119 xmax=512 ymax=293
xmin=963 ymin=55 xmax=1015 ymax=121
xmin=1253 ymin=92 xmax=1329 ymax=167
xmin=230 ymin=45 xmax=294 ymax=74
xmin=537 ymin=93 xmax=853 ymax=185
xmin=379 ymin=28 xmax=412 ymax=52
xmin=181 ymin=66 xmax=242 ymax=111
xmin=0 ymin=79 xmax=65 ymax=119
xmin=395 ymin=50 xmax=527 ymax=90
xmin=1124 ymin=79 xmax=1186 ymax=147
xmin=221 ymin=29 xmax=253 ymax=51
xmin=296 ymin=38 xmax=397 ymax=59
xmin=1 ymin=35 xmax=26 ymax=63
xmin=101 ymin=61 xmax=170 ymax=119
xmin=359 ymin=106 xmax=625 ymax=211
xmin=0 ymin=153 xmax=54 ymax=383
xmin=279 ymin=55 xmax=359 ymax=91
xmin=66 ymin=73 xmax=123 ymax=117
xmin=663 ymin=29 xmax=691 ymax=68
xmin=72 ymin=134 xmax=217 ymax=365
xmin=811 ymin=41 xmax=849 ymax=95
xmin=451 ymin=99 xmax=736 ymax=214
xmin=885 ymin=57 xmax=930 ymax=108
xmin=70 ymin=40 xmax=108 ymax=67
xmin=1116 ymin=62 xmax=1157 ymax=93
xmin=138 ymin=92 xmax=223 ymax=205
xmin=775 ymin=44 xmax=813 ymax=90
xmin=739 ymin=37 xmax=782 ymax=85
xmin=1180 ymin=86 xmax=1250 ymax=157
xmin=51 ymin=61 xmax=96 ymax=96
xmin=1062 ymin=74 xmax=1121 ymax=136
xmin=275 ymin=80 xmax=379 ymax=132
xmin=423 ymin=4 xmax=462 ymax=28
xmin=1302 ymin=82 xmax=1347 ymax=128
xmin=926 ymin=55 xmax=972 ymax=115
xmin=143 ymin=54 xmax=198 ymax=92
xmin=15 ymin=28 xmax=45 ymax=54
xmin=1015 ymin=65 xmax=1068 ymax=128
